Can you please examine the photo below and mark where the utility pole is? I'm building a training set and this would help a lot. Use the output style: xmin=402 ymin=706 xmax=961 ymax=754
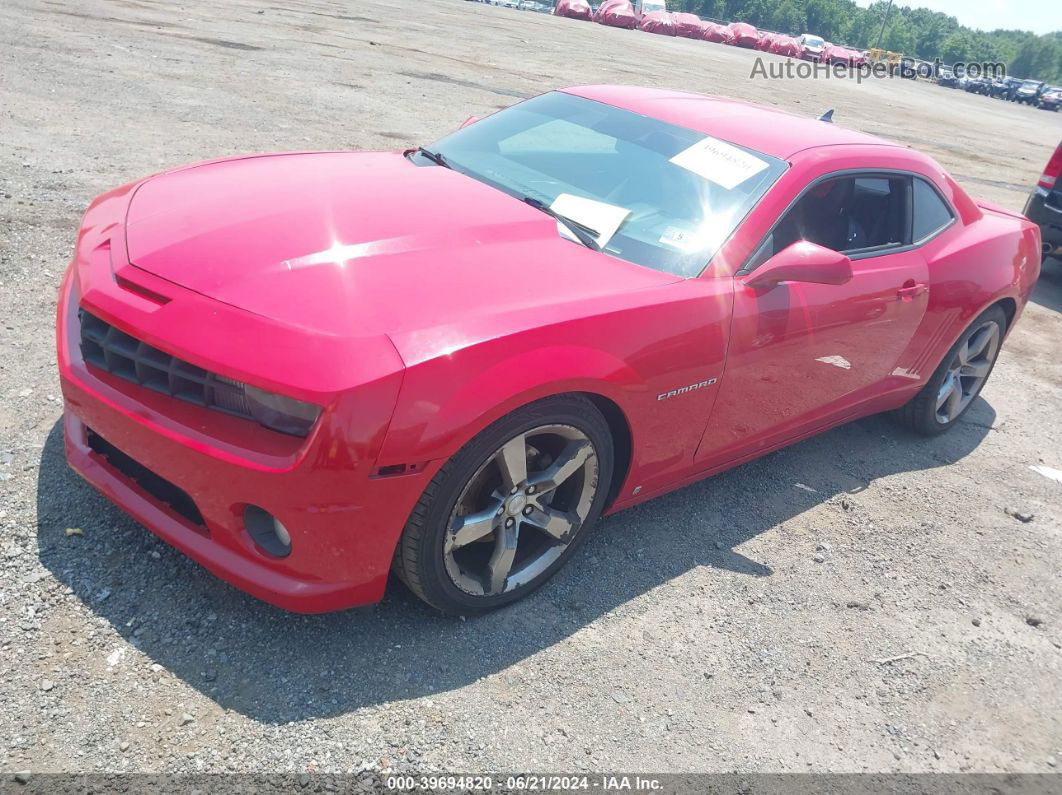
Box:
xmin=875 ymin=0 xmax=894 ymax=50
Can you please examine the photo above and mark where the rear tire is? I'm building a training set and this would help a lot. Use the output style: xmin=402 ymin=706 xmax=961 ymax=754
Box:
xmin=892 ymin=306 xmax=1007 ymax=436
xmin=393 ymin=395 xmax=614 ymax=615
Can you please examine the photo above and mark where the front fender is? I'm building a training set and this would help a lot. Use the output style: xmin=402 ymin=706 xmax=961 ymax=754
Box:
xmin=379 ymin=280 xmax=731 ymax=498
xmin=378 ymin=342 xmax=643 ymax=466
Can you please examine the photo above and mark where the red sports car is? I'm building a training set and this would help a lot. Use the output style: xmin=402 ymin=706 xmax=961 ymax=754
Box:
xmin=58 ymin=86 xmax=1041 ymax=615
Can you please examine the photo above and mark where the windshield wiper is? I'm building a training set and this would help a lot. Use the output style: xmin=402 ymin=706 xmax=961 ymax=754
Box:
xmin=522 ymin=197 xmax=601 ymax=251
xmin=416 ymin=147 xmax=451 ymax=169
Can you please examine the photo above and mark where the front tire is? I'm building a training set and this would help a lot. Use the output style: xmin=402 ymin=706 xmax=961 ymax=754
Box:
xmin=892 ymin=306 xmax=1006 ymax=436
xmin=393 ymin=395 xmax=614 ymax=614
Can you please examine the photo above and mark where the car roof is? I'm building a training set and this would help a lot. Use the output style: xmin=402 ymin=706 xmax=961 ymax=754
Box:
xmin=562 ymin=85 xmax=898 ymax=160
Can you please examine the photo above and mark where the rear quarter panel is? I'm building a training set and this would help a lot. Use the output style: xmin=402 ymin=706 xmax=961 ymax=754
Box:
xmin=893 ymin=204 xmax=1041 ymax=386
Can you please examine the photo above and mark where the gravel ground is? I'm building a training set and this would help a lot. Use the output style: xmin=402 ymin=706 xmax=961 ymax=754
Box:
xmin=2 ymin=0 xmax=1061 ymax=777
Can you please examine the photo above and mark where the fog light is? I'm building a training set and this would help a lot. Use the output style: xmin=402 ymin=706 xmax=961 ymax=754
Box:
xmin=244 ymin=505 xmax=292 ymax=558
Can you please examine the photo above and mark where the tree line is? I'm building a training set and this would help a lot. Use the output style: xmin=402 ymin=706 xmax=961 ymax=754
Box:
xmin=672 ymin=0 xmax=1062 ymax=82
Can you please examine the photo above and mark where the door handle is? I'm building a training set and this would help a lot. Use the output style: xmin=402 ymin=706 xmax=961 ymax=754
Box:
xmin=897 ymin=281 xmax=928 ymax=301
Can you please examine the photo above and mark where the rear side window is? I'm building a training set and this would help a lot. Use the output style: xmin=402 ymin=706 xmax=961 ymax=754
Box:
xmin=912 ymin=178 xmax=955 ymax=242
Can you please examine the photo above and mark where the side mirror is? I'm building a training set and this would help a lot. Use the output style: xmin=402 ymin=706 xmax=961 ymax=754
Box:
xmin=459 ymin=115 xmax=482 ymax=129
xmin=742 ymin=241 xmax=853 ymax=289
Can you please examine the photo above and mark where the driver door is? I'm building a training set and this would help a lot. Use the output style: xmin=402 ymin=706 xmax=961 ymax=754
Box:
xmin=695 ymin=173 xmax=929 ymax=464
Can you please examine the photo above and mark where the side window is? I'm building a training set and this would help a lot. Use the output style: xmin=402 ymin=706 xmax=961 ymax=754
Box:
xmin=770 ymin=175 xmax=909 ymax=257
xmin=912 ymin=177 xmax=955 ymax=241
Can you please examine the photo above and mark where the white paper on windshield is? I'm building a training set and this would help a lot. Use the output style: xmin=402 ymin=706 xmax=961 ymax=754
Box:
xmin=550 ymin=193 xmax=630 ymax=249
xmin=669 ymin=136 xmax=769 ymax=190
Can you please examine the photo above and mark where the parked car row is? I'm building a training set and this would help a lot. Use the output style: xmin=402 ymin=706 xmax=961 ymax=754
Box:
xmin=938 ymin=70 xmax=1060 ymax=111
xmin=552 ymin=0 xmax=865 ymax=67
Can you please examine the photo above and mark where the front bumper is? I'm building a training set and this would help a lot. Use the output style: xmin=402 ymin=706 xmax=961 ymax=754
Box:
xmin=56 ymin=233 xmax=432 ymax=613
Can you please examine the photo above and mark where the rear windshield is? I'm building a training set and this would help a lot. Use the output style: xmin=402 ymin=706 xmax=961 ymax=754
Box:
xmin=425 ymin=92 xmax=787 ymax=277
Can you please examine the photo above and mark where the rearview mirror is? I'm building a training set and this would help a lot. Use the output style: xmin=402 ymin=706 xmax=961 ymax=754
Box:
xmin=742 ymin=241 xmax=853 ymax=289
xmin=459 ymin=115 xmax=482 ymax=129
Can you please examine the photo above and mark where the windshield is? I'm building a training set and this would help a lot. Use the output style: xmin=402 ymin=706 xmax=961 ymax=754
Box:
xmin=641 ymin=0 xmax=666 ymax=12
xmin=1021 ymin=81 xmax=1041 ymax=89
xmin=803 ymin=35 xmax=824 ymax=46
xmin=424 ymin=92 xmax=786 ymax=277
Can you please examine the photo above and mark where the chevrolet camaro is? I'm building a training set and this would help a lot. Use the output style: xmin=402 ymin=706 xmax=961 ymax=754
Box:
xmin=57 ymin=86 xmax=1042 ymax=614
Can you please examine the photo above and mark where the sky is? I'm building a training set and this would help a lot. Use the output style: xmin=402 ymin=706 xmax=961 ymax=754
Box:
xmin=854 ymin=0 xmax=1061 ymax=36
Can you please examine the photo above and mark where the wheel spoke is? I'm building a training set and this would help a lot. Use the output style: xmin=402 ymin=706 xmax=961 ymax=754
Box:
xmin=944 ymin=378 xmax=964 ymax=418
xmin=966 ymin=325 xmax=997 ymax=361
xmin=448 ymin=498 xmax=502 ymax=551
xmin=528 ymin=440 xmax=593 ymax=495
xmin=496 ymin=434 xmax=528 ymax=492
xmin=486 ymin=522 xmax=519 ymax=594
xmin=525 ymin=505 xmax=579 ymax=543
xmin=936 ymin=375 xmax=957 ymax=411
xmin=960 ymin=361 xmax=991 ymax=379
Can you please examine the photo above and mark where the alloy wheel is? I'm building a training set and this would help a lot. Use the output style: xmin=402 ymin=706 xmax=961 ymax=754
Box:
xmin=443 ymin=424 xmax=599 ymax=597
xmin=935 ymin=320 xmax=1000 ymax=424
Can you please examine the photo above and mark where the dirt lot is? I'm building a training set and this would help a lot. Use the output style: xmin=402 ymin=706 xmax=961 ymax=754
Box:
xmin=2 ymin=0 xmax=1061 ymax=777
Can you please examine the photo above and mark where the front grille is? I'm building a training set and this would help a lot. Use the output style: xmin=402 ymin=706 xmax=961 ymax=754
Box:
xmin=78 ymin=309 xmax=254 ymax=422
xmin=87 ymin=428 xmax=206 ymax=529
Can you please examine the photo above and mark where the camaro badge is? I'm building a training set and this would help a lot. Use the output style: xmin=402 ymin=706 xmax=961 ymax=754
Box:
xmin=657 ymin=378 xmax=718 ymax=401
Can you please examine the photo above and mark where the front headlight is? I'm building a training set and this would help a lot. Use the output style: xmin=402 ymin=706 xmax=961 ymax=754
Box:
xmin=244 ymin=385 xmax=321 ymax=437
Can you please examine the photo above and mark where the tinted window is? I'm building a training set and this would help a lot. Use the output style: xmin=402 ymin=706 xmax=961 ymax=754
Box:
xmin=771 ymin=175 xmax=908 ymax=256
xmin=425 ymin=92 xmax=787 ymax=277
xmin=912 ymin=178 xmax=954 ymax=241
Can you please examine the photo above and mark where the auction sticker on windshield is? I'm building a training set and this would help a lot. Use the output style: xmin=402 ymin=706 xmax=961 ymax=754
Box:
xmin=550 ymin=193 xmax=631 ymax=248
xmin=669 ymin=136 xmax=769 ymax=190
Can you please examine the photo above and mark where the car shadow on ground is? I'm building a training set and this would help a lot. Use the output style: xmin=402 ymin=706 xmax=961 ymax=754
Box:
xmin=36 ymin=401 xmax=994 ymax=723
xmin=1031 ymin=258 xmax=1062 ymax=313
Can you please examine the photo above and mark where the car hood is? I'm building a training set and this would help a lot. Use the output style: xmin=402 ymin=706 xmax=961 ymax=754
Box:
xmin=125 ymin=152 xmax=679 ymax=357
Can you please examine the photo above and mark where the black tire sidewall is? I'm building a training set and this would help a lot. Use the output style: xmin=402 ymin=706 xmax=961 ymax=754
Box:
xmin=918 ymin=306 xmax=1007 ymax=434
xmin=411 ymin=396 xmax=614 ymax=614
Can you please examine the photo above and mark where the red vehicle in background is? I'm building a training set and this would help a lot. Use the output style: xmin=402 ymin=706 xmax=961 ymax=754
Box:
xmin=755 ymin=31 xmax=776 ymax=52
xmin=58 ymin=86 xmax=1040 ymax=615
xmin=554 ymin=0 xmax=593 ymax=21
xmin=770 ymin=35 xmax=804 ymax=58
xmin=1024 ymin=141 xmax=1062 ymax=262
xmin=593 ymin=0 xmax=639 ymax=29
xmin=638 ymin=10 xmax=677 ymax=35
xmin=701 ymin=22 xmax=733 ymax=44
xmin=822 ymin=43 xmax=866 ymax=67
xmin=672 ymin=12 xmax=707 ymax=39
xmin=728 ymin=21 xmax=759 ymax=48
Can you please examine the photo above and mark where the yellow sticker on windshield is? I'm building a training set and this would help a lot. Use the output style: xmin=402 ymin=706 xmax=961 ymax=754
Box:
xmin=670 ymin=137 xmax=769 ymax=190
